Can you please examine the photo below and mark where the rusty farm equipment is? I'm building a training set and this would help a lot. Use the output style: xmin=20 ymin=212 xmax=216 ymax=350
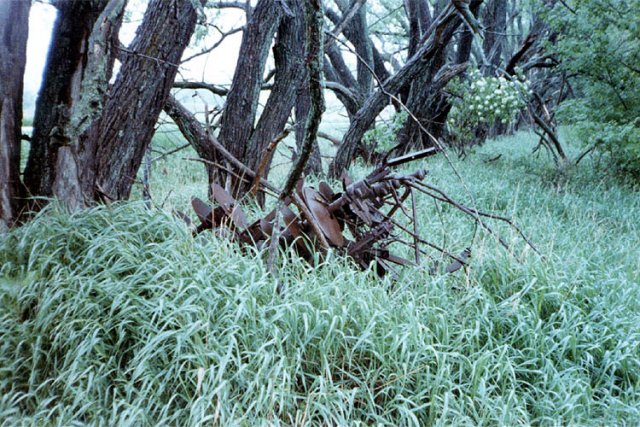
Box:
xmin=177 ymin=146 xmax=538 ymax=277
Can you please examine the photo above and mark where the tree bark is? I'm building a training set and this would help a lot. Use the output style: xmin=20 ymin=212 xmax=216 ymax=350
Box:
xmin=0 ymin=0 xmax=30 ymax=230
xmin=295 ymin=82 xmax=323 ymax=176
xmin=334 ymin=0 xmax=373 ymax=95
xmin=164 ymin=95 xmax=219 ymax=190
xmin=404 ymin=0 xmax=422 ymax=58
xmin=281 ymin=0 xmax=325 ymax=196
xmin=329 ymin=4 xmax=470 ymax=178
xmin=397 ymin=1 xmax=479 ymax=151
xmin=50 ymin=0 xmax=127 ymax=209
xmin=399 ymin=0 xmax=431 ymax=104
xmin=245 ymin=0 xmax=305 ymax=176
xmin=325 ymin=41 xmax=359 ymax=96
xmin=92 ymin=0 xmax=200 ymax=200
xmin=481 ymin=0 xmax=507 ymax=74
xmin=24 ymin=0 xmax=111 ymax=199
xmin=217 ymin=0 xmax=285 ymax=178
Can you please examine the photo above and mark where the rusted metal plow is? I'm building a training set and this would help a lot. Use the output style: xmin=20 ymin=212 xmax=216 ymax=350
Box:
xmin=180 ymin=147 xmax=537 ymax=277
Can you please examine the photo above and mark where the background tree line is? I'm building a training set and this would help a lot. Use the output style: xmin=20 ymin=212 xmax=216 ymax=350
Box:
xmin=1 ymin=0 xmax=638 ymax=230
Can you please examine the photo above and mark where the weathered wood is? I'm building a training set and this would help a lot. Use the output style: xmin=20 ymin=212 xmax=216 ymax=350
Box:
xmin=482 ymin=0 xmax=507 ymax=74
xmin=0 ymin=0 xmax=30 ymax=230
xmin=245 ymin=0 xmax=305 ymax=177
xmin=52 ymin=0 xmax=127 ymax=209
xmin=165 ymin=96 xmax=280 ymax=196
xmin=329 ymin=4 xmax=471 ymax=178
xmin=295 ymin=81 xmax=323 ymax=176
xmin=164 ymin=95 xmax=220 ymax=192
xmin=397 ymin=0 xmax=478 ymax=151
xmin=216 ymin=0 xmax=285 ymax=191
xmin=24 ymin=0 xmax=111 ymax=199
xmin=93 ymin=0 xmax=200 ymax=200
xmin=281 ymin=0 xmax=325 ymax=196
xmin=333 ymin=0 xmax=373 ymax=94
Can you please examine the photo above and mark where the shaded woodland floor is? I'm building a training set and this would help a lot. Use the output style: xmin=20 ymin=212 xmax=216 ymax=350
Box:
xmin=1 ymin=129 xmax=639 ymax=425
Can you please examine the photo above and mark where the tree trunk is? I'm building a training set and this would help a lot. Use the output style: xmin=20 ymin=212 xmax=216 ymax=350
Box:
xmin=481 ymin=0 xmax=507 ymax=74
xmin=24 ymin=0 xmax=111 ymax=199
xmin=329 ymin=4 xmax=472 ymax=178
xmin=217 ymin=0 xmax=284 ymax=194
xmin=397 ymin=2 xmax=479 ymax=151
xmin=399 ymin=0 xmax=431 ymax=104
xmin=90 ymin=0 xmax=199 ymax=200
xmin=164 ymin=95 xmax=219 ymax=190
xmin=295 ymin=83 xmax=323 ymax=176
xmin=0 ymin=0 xmax=30 ymax=230
xmin=50 ymin=0 xmax=127 ymax=209
xmin=404 ymin=0 xmax=423 ymax=58
xmin=281 ymin=0 xmax=325 ymax=196
xmin=396 ymin=44 xmax=449 ymax=150
xmin=245 ymin=0 xmax=305 ymax=176
xmin=334 ymin=0 xmax=372 ymax=95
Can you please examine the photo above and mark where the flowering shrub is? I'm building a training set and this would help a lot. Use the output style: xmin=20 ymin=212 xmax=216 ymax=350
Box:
xmin=447 ymin=70 xmax=530 ymax=141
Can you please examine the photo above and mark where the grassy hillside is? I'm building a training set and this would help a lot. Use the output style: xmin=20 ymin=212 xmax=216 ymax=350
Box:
xmin=1 ymin=130 xmax=639 ymax=425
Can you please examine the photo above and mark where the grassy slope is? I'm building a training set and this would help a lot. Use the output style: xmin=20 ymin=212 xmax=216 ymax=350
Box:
xmin=1 ymin=130 xmax=639 ymax=425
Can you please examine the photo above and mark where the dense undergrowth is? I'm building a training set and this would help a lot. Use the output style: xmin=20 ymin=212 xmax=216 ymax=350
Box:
xmin=1 ymin=131 xmax=639 ymax=425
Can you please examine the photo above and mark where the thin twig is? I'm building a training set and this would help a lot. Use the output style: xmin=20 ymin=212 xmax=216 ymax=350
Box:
xmin=152 ymin=143 xmax=191 ymax=163
xmin=184 ymin=157 xmax=279 ymax=196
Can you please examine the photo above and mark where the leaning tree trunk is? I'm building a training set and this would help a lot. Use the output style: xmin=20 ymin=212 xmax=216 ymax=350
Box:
xmin=396 ymin=1 xmax=480 ymax=151
xmin=329 ymin=4 xmax=472 ymax=178
xmin=295 ymin=81 xmax=323 ymax=176
xmin=245 ymin=0 xmax=305 ymax=177
xmin=91 ymin=0 xmax=200 ymax=200
xmin=0 ymin=0 xmax=30 ymax=230
xmin=164 ymin=95 xmax=219 ymax=191
xmin=216 ymin=0 xmax=284 ymax=195
xmin=24 ymin=0 xmax=111 ymax=200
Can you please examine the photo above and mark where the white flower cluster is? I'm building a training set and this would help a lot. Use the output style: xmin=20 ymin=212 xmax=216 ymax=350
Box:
xmin=447 ymin=70 xmax=531 ymax=138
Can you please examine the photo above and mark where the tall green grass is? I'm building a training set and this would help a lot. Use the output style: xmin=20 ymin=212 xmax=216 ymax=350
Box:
xmin=1 ymin=130 xmax=639 ymax=425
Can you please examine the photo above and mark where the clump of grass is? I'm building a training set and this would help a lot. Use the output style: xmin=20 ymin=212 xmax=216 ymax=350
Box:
xmin=1 ymin=130 xmax=640 ymax=425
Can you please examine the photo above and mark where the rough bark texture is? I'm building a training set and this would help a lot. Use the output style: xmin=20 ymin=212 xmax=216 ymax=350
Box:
xmin=92 ymin=0 xmax=199 ymax=200
xmin=456 ymin=26 xmax=475 ymax=65
xmin=482 ymin=0 xmax=507 ymax=74
xmin=329 ymin=4 xmax=471 ymax=178
xmin=281 ymin=0 xmax=325 ymax=196
xmin=397 ymin=1 xmax=480 ymax=151
xmin=24 ymin=0 xmax=110 ymax=198
xmin=0 ymin=0 xmax=30 ymax=230
xmin=164 ymin=95 xmax=219 ymax=189
xmin=245 ymin=0 xmax=305 ymax=175
xmin=295 ymin=82 xmax=323 ymax=175
xmin=217 ymin=0 xmax=284 ymax=165
xmin=399 ymin=0 xmax=432 ymax=104
xmin=334 ymin=0 xmax=373 ymax=95
xmin=417 ymin=0 xmax=432 ymax=30
xmin=52 ymin=0 xmax=127 ymax=209
xmin=324 ymin=3 xmax=387 ymax=113
xmin=323 ymin=52 xmax=362 ymax=118
xmin=405 ymin=0 xmax=425 ymax=58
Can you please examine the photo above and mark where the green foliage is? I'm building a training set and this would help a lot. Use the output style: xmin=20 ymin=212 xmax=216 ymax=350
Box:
xmin=447 ymin=70 xmax=530 ymax=141
xmin=2 ymin=133 xmax=640 ymax=425
xmin=546 ymin=0 xmax=640 ymax=176
xmin=363 ymin=110 xmax=407 ymax=152
xmin=574 ymin=118 xmax=640 ymax=180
